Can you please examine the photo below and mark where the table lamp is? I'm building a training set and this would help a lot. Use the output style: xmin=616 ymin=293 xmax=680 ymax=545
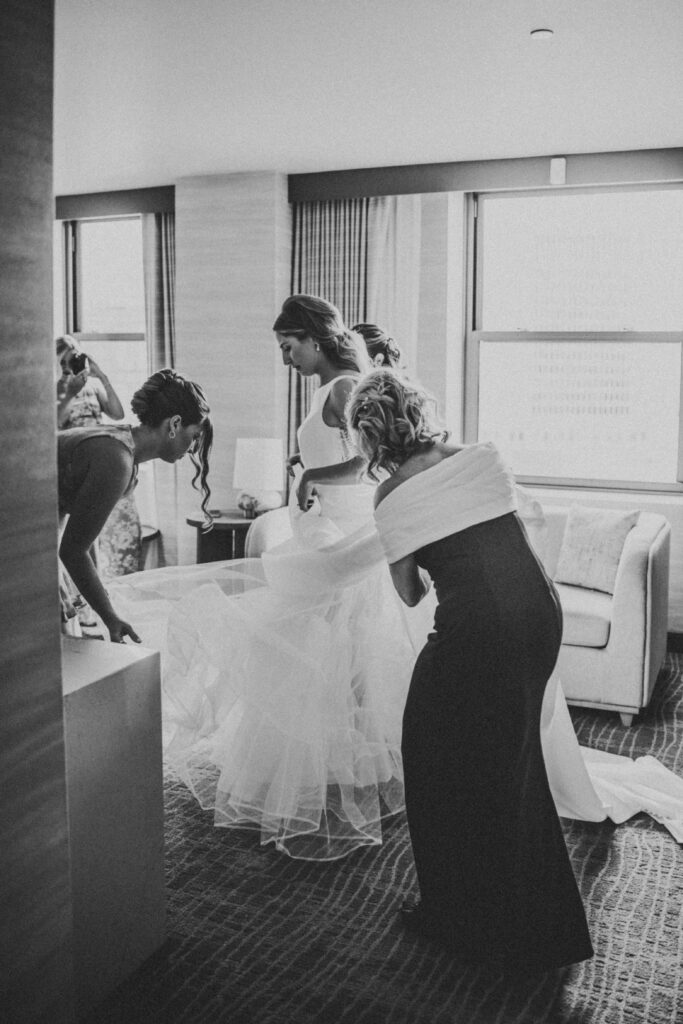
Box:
xmin=233 ymin=437 xmax=284 ymax=518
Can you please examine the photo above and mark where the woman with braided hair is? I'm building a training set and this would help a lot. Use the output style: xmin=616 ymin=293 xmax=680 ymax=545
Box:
xmin=58 ymin=368 xmax=212 ymax=643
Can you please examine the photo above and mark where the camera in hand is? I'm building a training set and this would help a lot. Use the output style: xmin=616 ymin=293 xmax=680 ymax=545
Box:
xmin=69 ymin=351 xmax=89 ymax=374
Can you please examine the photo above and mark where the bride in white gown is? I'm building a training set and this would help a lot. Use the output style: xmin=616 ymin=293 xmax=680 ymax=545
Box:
xmin=109 ymin=298 xmax=683 ymax=860
xmin=111 ymin=296 xmax=426 ymax=859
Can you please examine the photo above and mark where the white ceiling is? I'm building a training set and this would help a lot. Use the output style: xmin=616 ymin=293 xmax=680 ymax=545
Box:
xmin=54 ymin=0 xmax=683 ymax=195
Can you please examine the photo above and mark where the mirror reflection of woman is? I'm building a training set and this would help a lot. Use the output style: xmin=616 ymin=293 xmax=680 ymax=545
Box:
xmin=56 ymin=334 xmax=125 ymax=427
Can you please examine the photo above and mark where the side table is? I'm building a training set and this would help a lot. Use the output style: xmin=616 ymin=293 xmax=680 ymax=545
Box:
xmin=186 ymin=511 xmax=252 ymax=563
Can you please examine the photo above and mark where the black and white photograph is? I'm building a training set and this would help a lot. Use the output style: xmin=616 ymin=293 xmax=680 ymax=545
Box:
xmin=2 ymin=2 xmax=683 ymax=1023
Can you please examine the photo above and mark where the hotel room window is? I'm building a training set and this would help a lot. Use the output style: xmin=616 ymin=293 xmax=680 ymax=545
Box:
xmin=467 ymin=186 xmax=683 ymax=490
xmin=63 ymin=215 xmax=147 ymax=417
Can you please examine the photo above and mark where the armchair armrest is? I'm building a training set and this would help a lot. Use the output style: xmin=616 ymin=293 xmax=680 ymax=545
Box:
xmin=594 ymin=514 xmax=670 ymax=707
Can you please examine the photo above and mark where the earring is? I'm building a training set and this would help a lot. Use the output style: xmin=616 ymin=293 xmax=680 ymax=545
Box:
xmin=315 ymin=344 xmax=320 ymax=351
xmin=169 ymin=430 xmax=176 ymax=439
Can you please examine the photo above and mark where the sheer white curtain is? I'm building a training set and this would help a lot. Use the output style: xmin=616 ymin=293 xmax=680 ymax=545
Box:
xmin=366 ymin=195 xmax=422 ymax=372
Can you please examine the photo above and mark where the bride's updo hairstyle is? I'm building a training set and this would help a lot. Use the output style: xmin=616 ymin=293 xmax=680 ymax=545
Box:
xmin=273 ymin=294 xmax=371 ymax=374
xmin=347 ymin=369 xmax=445 ymax=482
xmin=131 ymin=368 xmax=214 ymax=524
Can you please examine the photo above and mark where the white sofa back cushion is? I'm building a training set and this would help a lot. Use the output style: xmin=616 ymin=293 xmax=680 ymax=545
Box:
xmin=554 ymin=505 xmax=640 ymax=594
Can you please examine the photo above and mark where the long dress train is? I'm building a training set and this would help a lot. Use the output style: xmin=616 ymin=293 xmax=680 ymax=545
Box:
xmin=108 ymin=439 xmax=683 ymax=863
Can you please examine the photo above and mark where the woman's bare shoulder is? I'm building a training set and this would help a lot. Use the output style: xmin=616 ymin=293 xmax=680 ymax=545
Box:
xmin=72 ymin=432 xmax=133 ymax=475
xmin=323 ymin=374 xmax=357 ymax=425
xmin=374 ymin=443 xmax=464 ymax=509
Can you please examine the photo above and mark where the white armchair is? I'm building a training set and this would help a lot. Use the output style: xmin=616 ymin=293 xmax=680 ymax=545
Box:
xmin=541 ymin=506 xmax=671 ymax=726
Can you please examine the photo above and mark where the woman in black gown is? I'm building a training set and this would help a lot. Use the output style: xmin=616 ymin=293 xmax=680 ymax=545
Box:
xmin=347 ymin=369 xmax=593 ymax=973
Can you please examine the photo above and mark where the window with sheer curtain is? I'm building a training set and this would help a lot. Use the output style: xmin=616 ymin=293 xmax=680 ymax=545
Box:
xmin=469 ymin=186 xmax=683 ymax=489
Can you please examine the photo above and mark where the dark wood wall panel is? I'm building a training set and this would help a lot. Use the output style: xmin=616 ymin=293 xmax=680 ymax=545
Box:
xmin=0 ymin=2 xmax=75 ymax=1022
xmin=289 ymin=147 xmax=683 ymax=202
xmin=55 ymin=186 xmax=175 ymax=219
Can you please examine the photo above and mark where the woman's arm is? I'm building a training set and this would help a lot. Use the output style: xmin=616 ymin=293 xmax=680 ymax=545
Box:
xmin=324 ymin=375 xmax=356 ymax=427
xmin=388 ymin=554 xmax=432 ymax=607
xmin=56 ymin=370 xmax=89 ymax=428
xmin=374 ymin=473 xmax=431 ymax=606
xmin=87 ymin=357 xmax=125 ymax=420
xmin=59 ymin=440 xmax=140 ymax=642
xmin=296 ymin=456 xmax=365 ymax=510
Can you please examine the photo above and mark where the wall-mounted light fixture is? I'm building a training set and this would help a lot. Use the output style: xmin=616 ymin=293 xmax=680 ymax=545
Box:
xmin=550 ymin=157 xmax=567 ymax=185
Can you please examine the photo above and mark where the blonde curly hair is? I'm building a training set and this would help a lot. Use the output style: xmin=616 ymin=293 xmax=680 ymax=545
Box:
xmin=347 ymin=369 xmax=446 ymax=481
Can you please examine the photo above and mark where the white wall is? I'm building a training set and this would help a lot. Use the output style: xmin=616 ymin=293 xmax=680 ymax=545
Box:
xmin=54 ymin=0 xmax=683 ymax=194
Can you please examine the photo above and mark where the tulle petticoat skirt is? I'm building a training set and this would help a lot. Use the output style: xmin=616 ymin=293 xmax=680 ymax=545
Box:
xmin=110 ymin=510 xmax=428 ymax=861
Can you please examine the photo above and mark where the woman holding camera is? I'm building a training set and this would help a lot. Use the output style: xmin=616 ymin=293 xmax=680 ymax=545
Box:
xmin=56 ymin=335 xmax=125 ymax=428
xmin=56 ymin=334 xmax=149 ymax=585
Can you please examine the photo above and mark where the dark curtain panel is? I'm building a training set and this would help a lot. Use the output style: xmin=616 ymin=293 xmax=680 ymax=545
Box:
xmin=142 ymin=212 xmax=177 ymax=564
xmin=288 ymin=197 xmax=371 ymax=458
xmin=143 ymin=211 xmax=176 ymax=372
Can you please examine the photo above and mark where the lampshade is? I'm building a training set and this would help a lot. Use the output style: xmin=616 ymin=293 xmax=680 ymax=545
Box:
xmin=233 ymin=437 xmax=284 ymax=493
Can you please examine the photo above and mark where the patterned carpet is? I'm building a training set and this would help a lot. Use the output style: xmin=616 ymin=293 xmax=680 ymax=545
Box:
xmin=86 ymin=657 xmax=683 ymax=1024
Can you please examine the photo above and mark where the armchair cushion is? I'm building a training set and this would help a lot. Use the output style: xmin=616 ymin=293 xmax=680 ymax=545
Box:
xmin=554 ymin=505 xmax=640 ymax=594
xmin=555 ymin=583 xmax=611 ymax=648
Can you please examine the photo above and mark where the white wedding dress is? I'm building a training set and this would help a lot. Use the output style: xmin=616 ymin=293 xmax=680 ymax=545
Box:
xmin=111 ymin=378 xmax=426 ymax=859
xmin=109 ymin=413 xmax=683 ymax=860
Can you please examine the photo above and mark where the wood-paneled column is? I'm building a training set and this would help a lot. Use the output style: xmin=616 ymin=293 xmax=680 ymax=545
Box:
xmin=0 ymin=2 xmax=75 ymax=1021
xmin=174 ymin=172 xmax=291 ymax=564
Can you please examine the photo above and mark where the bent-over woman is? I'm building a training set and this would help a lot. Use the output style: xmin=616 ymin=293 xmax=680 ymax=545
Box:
xmin=347 ymin=369 xmax=593 ymax=973
xmin=58 ymin=368 xmax=212 ymax=643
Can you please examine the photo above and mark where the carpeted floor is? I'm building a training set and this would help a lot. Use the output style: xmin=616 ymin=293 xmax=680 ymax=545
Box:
xmin=86 ymin=657 xmax=683 ymax=1024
